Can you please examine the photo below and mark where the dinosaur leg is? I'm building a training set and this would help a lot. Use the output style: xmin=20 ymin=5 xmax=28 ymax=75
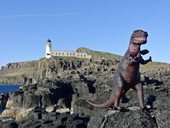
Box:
xmin=114 ymin=87 xmax=123 ymax=110
xmin=113 ymin=71 xmax=130 ymax=110
xmin=134 ymin=83 xmax=145 ymax=108
xmin=114 ymin=87 xmax=129 ymax=110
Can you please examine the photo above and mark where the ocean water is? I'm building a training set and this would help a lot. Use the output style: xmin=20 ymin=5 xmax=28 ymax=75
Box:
xmin=0 ymin=84 xmax=20 ymax=93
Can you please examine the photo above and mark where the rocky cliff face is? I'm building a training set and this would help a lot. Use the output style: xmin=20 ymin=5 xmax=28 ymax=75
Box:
xmin=0 ymin=48 xmax=121 ymax=84
xmin=0 ymin=60 xmax=38 ymax=84
xmin=2 ymin=57 xmax=118 ymax=115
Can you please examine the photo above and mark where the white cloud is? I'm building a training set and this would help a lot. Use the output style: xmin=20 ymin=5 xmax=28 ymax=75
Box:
xmin=0 ymin=12 xmax=95 ymax=19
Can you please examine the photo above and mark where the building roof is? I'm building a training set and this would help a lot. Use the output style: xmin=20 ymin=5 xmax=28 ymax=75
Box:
xmin=47 ymin=39 xmax=51 ymax=43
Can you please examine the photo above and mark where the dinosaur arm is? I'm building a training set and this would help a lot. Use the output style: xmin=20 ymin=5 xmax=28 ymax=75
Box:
xmin=140 ymin=56 xmax=152 ymax=65
xmin=140 ymin=49 xmax=149 ymax=55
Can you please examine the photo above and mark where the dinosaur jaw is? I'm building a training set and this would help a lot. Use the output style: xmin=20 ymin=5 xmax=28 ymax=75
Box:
xmin=132 ymin=36 xmax=147 ymax=45
xmin=130 ymin=29 xmax=148 ymax=45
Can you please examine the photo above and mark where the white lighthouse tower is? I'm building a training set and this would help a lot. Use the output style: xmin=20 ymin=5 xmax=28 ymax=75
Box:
xmin=45 ymin=39 xmax=52 ymax=59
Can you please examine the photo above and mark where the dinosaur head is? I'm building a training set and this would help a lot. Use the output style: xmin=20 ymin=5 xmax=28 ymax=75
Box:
xmin=130 ymin=29 xmax=148 ymax=45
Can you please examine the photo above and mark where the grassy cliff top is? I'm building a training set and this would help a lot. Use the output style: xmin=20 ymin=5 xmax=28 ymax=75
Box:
xmin=76 ymin=47 xmax=121 ymax=61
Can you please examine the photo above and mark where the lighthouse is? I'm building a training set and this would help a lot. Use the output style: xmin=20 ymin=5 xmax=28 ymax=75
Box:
xmin=44 ymin=39 xmax=92 ymax=59
xmin=45 ymin=39 xmax=52 ymax=58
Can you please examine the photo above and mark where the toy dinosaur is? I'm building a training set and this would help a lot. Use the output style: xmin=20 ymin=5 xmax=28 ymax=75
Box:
xmin=87 ymin=29 xmax=152 ymax=111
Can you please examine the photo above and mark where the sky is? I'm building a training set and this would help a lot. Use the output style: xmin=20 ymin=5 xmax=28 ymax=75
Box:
xmin=0 ymin=0 xmax=170 ymax=67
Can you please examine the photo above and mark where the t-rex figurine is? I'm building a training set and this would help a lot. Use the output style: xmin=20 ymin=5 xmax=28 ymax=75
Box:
xmin=87 ymin=29 xmax=152 ymax=111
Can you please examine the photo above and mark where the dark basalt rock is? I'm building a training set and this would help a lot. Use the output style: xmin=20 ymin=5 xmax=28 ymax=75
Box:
xmin=0 ymin=93 xmax=8 ymax=109
xmin=0 ymin=120 xmax=18 ymax=128
xmin=151 ymin=85 xmax=170 ymax=128
xmin=88 ymin=110 xmax=157 ymax=128
xmin=18 ymin=110 xmax=90 ymax=128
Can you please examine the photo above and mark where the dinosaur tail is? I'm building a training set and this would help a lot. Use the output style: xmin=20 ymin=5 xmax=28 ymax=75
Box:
xmin=86 ymin=97 xmax=115 ymax=109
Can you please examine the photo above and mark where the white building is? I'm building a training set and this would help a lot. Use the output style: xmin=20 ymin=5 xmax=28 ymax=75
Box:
xmin=45 ymin=39 xmax=92 ymax=59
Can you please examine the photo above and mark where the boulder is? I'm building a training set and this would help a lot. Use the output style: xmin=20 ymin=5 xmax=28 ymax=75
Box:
xmin=18 ymin=111 xmax=90 ymax=128
xmin=88 ymin=110 xmax=157 ymax=128
xmin=0 ymin=93 xmax=8 ymax=109
xmin=0 ymin=120 xmax=18 ymax=128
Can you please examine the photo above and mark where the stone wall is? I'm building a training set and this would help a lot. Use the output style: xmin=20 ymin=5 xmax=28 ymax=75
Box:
xmin=50 ymin=50 xmax=92 ymax=59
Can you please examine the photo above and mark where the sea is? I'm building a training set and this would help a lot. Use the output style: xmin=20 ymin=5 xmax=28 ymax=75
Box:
xmin=0 ymin=84 xmax=20 ymax=114
xmin=0 ymin=84 xmax=20 ymax=93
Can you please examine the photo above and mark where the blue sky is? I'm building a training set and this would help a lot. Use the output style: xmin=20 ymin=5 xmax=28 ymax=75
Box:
xmin=0 ymin=0 xmax=170 ymax=67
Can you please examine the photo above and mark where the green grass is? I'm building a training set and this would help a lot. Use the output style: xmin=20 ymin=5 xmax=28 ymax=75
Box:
xmin=91 ymin=50 xmax=121 ymax=60
xmin=140 ymin=62 xmax=170 ymax=73
xmin=0 ymin=68 xmax=35 ymax=77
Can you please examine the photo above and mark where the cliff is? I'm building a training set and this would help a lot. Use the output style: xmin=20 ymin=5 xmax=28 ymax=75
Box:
xmin=0 ymin=60 xmax=38 ymax=84
xmin=0 ymin=47 xmax=121 ymax=84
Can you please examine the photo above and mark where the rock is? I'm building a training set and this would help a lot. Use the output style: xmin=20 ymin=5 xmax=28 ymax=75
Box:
xmin=71 ymin=81 xmax=89 ymax=97
xmin=69 ymin=119 xmax=86 ymax=128
xmin=0 ymin=120 xmax=18 ymax=128
xmin=18 ymin=111 xmax=90 ymax=128
xmin=151 ymin=85 xmax=170 ymax=128
xmin=88 ymin=110 xmax=157 ymax=128
xmin=46 ymin=106 xmax=55 ymax=113
xmin=73 ymin=99 xmax=94 ymax=116
xmin=0 ymin=93 xmax=8 ymax=109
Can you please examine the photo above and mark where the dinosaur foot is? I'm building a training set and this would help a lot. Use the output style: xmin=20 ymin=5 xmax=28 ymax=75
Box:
xmin=107 ymin=106 xmax=123 ymax=112
xmin=106 ymin=108 xmax=119 ymax=116
xmin=106 ymin=107 xmax=129 ymax=116
xmin=113 ymin=106 xmax=122 ymax=111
